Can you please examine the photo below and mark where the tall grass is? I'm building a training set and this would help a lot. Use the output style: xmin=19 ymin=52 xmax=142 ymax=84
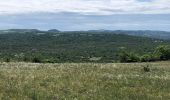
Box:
xmin=0 ymin=62 xmax=170 ymax=100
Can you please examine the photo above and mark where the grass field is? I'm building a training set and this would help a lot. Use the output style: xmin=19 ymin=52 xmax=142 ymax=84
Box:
xmin=0 ymin=62 xmax=170 ymax=100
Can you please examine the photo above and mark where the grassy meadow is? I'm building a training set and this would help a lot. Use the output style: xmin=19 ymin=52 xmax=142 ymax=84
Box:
xmin=0 ymin=62 xmax=170 ymax=100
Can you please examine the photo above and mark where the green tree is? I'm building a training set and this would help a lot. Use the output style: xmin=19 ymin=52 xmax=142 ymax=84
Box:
xmin=140 ymin=54 xmax=154 ymax=62
xmin=154 ymin=45 xmax=170 ymax=60
xmin=117 ymin=48 xmax=139 ymax=63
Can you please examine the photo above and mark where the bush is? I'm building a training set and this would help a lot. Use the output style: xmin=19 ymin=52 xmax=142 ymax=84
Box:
xmin=128 ymin=53 xmax=140 ymax=62
xmin=143 ymin=65 xmax=150 ymax=72
xmin=42 ymin=58 xmax=59 ymax=63
xmin=117 ymin=49 xmax=140 ymax=63
xmin=4 ymin=58 xmax=10 ymax=62
xmin=32 ymin=57 xmax=41 ymax=63
xmin=117 ymin=50 xmax=129 ymax=62
xmin=140 ymin=54 xmax=155 ymax=62
xmin=154 ymin=45 xmax=170 ymax=60
xmin=23 ymin=57 xmax=30 ymax=62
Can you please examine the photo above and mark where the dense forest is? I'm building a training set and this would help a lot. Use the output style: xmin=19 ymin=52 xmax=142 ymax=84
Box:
xmin=0 ymin=29 xmax=169 ymax=63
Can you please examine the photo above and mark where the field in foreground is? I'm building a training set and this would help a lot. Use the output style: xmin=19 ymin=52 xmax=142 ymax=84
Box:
xmin=0 ymin=62 xmax=170 ymax=100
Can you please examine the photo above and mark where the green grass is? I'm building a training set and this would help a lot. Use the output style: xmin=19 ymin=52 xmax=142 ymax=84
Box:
xmin=0 ymin=62 xmax=170 ymax=100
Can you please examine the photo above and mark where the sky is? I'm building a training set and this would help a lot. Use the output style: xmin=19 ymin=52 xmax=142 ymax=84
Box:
xmin=0 ymin=0 xmax=170 ymax=31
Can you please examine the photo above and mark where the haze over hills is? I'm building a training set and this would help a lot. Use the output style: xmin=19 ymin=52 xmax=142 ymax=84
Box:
xmin=0 ymin=29 xmax=170 ymax=40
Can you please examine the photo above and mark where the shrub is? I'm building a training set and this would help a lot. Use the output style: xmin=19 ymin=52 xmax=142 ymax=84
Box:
xmin=154 ymin=45 xmax=170 ymax=60
xmin=140 ymin=54 xmax=155 ymax=62
xmin=128 ymin=53 xmax=140 ymax=62
xmin=143 ymin=65 xmax=150 ymax=72
xmin=117 ymin=49 xmax=140 ymax=63
xmin=117 ymin=50 xmax=130 ymax=62
xmin=42 ymin=58 xmax=59 ymax=63
xmin=4 ymin=58 xmax=10 ymax=62
xmin=32 ymin=57 xmax=41 ymax=63
xmin=23 ymin=57 xmax=30 ymax=62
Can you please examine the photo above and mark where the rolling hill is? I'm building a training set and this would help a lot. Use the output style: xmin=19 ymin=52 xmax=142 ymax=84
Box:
xmin=0 ymin=29 xmax=169 ymax=62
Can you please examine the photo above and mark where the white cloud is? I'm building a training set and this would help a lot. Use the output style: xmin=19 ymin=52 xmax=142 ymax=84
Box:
xmin=0 ymin=0 xmax=170 ymax=15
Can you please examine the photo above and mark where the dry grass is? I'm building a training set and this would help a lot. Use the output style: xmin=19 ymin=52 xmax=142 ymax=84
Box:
xmin=0 ymin=62 xmax=170 ymax=100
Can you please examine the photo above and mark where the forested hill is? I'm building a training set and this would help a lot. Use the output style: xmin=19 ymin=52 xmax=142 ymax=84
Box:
xmin=87 ymin=30 xmax=170 ymax=40
xmin=0 ymin=30 xmax=169 ymax=62
xmin=111 ymin=30 xmax=170 ymax=40
xmin=1 ymin=29 xmax=170 ymax=40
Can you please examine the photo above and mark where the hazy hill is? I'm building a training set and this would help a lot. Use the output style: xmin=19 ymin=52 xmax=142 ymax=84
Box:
xmin=113 ymin=30 xmax=170 ymax=40
xmin=87 ymin=30 xmax=170 ymax=40
xmin=47 ymin=29 xmax=60 ymax=33
xmin=1 ymin=29 xmax=170 ymax=40
xmin=0 ymin=29 xmax=40 ymax=33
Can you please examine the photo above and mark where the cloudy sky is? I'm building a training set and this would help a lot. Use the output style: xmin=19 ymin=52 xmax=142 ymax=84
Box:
xmin=0 ymin=0 xmax=170 ymax=31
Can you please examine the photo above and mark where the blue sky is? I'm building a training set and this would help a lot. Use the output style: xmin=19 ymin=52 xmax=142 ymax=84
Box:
xmin=0 ymin=0 xmax=170 ymax=31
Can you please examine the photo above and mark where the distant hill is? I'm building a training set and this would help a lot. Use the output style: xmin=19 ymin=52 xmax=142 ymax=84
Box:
xmin=113 ymin=30 xmax=170 ymax=40
xmin=87 ymin=30 xmax=170 ymax=40
xmin=0 ymin=29 xmax=170 ymax=40
xmin=0 ymin=29 xmax=40 ymax=33
xmin=47 ymin=29 xmax=60 ymax=33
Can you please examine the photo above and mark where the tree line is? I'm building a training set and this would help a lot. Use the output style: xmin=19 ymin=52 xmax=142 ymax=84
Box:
xmin=117 ymin=45 xmax=170 ymax=63
xmin=2 ymin=45 xmax=170 ymax=63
